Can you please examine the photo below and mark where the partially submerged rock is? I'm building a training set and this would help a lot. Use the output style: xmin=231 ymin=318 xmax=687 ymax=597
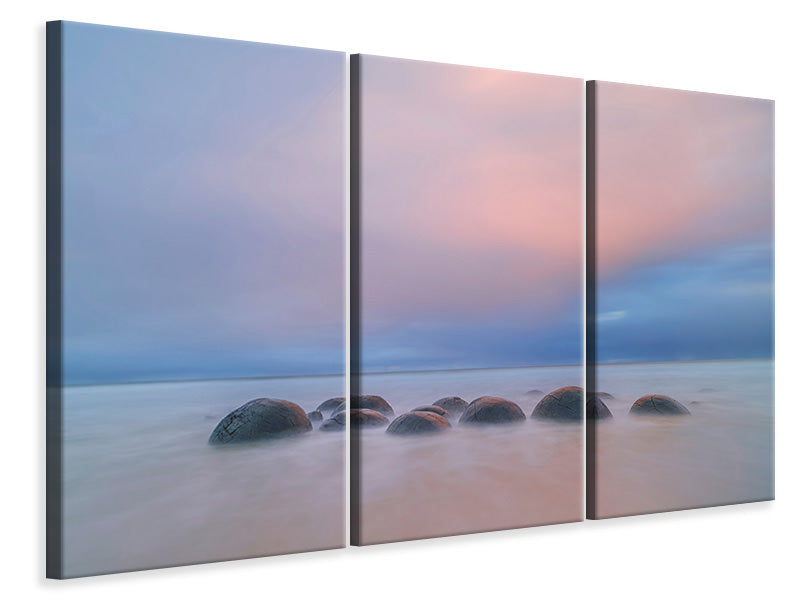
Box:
xmin=351 ymin=408 xmax=390 ymax=429
xmin=209 ymin=398 xmax=312 ymax=445
xmin=387 ymin=411 xmax=451 ymax=435
xmin=531 ymin=386 xmax=584 ymax=422
xmin=320 ymin=411 xmax=346 ymax=432
xmin=412 ymin=405 xmax=450 ymax=419
xmin=629 ymin=395 xmax=691 ymax=416
xmin=459 ymin=397 xmax=526 ymax=425
xmin=351 ymin=395 xmax=395 ymax=417
xmin=307 ymin=410 xmax=323 ymax=424
xmin=524 ymin=389 xmax=545 ymax=397
xmin=433 ymin=396 xmax=467 ymax=417
xmin=591 ymin=392 xmax=614 ymax=402
xmin=317 ymin=397 xmax=345 ymax=415
xmin=586 ymin=393 xmax=613 ymax=420
xmin=320 ymin=409 xmax=390 ymax=431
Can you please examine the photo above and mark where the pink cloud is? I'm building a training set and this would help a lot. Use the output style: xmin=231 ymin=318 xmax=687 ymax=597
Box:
xmin=594 ymin=82 xmax=773 ymax=279
xmin=359 ymin=57 xmax=583 ymax=332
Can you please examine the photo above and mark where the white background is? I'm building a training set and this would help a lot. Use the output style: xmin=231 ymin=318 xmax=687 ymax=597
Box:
xmin=2 ymin=1 xmax=798 ymax=598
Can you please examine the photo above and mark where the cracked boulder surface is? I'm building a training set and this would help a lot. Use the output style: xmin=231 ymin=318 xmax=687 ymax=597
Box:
xmin=531 ymin=386 xmax=584 ymax=421
xmin=459 ymin=397 xmax=526 ymax=425
xmin=320 ymin=411 xmax=346 ymax=431
xmin=387 ymin=411 xmax=451 ymax=435
xmin=306 ymin=410 xmax=323 ymax=424
xmin=411 ymin=405 xmax=450 ymax=419
xmin=316 ymin=397 xmax=345 ymax=416
xmin=351 ymin=395 xmax=395 ymax=417
xmin=586 ymin=393 xmax=613 ymax=420
xmin=433 ymin=396 xmax=467 ymax=417
xmin=629 ymin=394 xmax=691 ymax=416
xmin=208 ymin=398 xmax=312 ymax=445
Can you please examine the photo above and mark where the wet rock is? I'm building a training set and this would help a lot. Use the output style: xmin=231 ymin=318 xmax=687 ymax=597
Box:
xmin=524 ymin=389 xmax=545 ymax=397
xmin=350 ymin=408 xmax=390 ymax=429
xmin=316 ymin=397 xmax=345 ymax=415
xmin=629 ymin=395 xmax=691 ymax=416
xmin=412 ymin=405 xmax=450 ymax=419
xmin=459 ymin=397 xmax=526 ymax=425
xmin=209 ymin=398 xmax=312 ymax=445
xmin=387 ymin=411 xmax=451 ymax=435
xmin=307 ymin=410 xmax=323 ymax=424
xmin=586 ymin=393 xmax=613 ymax=420
xmin=592 ymin=392 xmax=615 ymax=401
xmin=531 ymin=386 xmax=584 ymax=421
xmin=433 ymin=396 xmax=467 ymax=417
xmin=351 ymin=395 xmax=395 ymax=417
xmin=320 ymin=411 xmax=346 ymax=432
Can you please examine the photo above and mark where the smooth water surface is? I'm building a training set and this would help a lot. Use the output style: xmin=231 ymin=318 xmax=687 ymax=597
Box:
xmin=591 ymin=359 xmax=774 ymax=518
xmin=62 ymin=375 xmax=345 ymax=577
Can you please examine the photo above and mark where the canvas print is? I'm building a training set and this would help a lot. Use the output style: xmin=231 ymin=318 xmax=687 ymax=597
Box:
xmin=46 ymin=22 xmax=346 ymax=577
xmin=350 ymin=55 xmax=584 ymax=545
xmin=586 ymin=81 xmax=774 ymax=519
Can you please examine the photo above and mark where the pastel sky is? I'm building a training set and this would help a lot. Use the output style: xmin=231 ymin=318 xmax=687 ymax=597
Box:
xmin=359 ymin=56 xmax=584 ymax=372
xmin=594 ymin=82 xmax=774 ymax=363
xmin=61 ymin=23 xmax=345 ymax=384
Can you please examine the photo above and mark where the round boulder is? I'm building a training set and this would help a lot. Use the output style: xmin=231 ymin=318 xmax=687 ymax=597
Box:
xmin=351 ymin=408 xmax=390 ymax=429
xmin=459 ymin=397 xmax=526 ymax=425
xmin=412 ymin=405 xmax=450 ymax=419
xmin=307 ymin=410 xmax=323 ymax=423
xmin=531 ymin=386 xmax=584 ymax=421
xmin=209 ymin=398 xmax=312 ymax=445
xmin=387 ymin=411 xmax=451 ymax=436
xmin=433 ymin=396 xmax=467 ymax=417
xmin=586 ymin=393 xmax=613 ymax=420
xmin=316 ymin=397 xmax=345 ymax=415
xmin=629 ymin=395 xmax=691 ymax=416
xmin=320 ymin=411 xmax=346 ymax=432
xmin=351 ymin=395 xmax=394 ymax=417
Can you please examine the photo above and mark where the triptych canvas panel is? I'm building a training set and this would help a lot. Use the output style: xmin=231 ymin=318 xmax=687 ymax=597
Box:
xmin=46 ymin=22 xmax=775 ymax=578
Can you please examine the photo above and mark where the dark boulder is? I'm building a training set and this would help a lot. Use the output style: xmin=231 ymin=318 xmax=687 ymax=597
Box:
xmin=320 ymin=411 xmax=346 ymax=432
xmin=209 ymin=398 xmax=312 ymax=445
xmin=351 ymin=395 xmax=394 ymax=417
xmin=307 ymin=410 xmax=323 ymax=423
xmin=316 ymin=397 xmax=345 ymax=415
xmin=592 ymin=392 xmax=614 ymax=401
xmin=320 ymin=409 xmax=391 ymax=431
xmin=412 ymin=405 xmax=450 ymax=419
xmin=387 ymin=411 xmax=451 ymax=435
xmin=459 ymin=397 xmax=526 ymax=425
xmin=433 ymin=396 xmax=467 ymax=417
xmin=351 ymin=408 xmax=390 ymax=429
xmin=586 ymin=393 xmax=613 ymax=420
xmin=524 ymin=389 xmax=545 ymax=397
xmin=531 ymin=386 xmax=584 ymax=421
xmin=629 ymin=395 xmax=691 ymax=416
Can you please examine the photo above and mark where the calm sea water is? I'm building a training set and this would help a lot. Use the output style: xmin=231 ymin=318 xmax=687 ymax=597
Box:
xmin=62 ymin=375 xmax=345 ymax=578
xmin=591 ymin=359 xmax=774 ymax=518
xmin=354 ymin=365 xmax=584 ymax=545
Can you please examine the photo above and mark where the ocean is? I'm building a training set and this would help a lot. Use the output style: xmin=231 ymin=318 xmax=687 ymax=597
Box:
xmin=590 ymin=359 xmax=774 ymax=518
xmin=353 ymin=365 xmax=584 ymax=545
xmin=61 ymin=375 xmax=345 ymax=578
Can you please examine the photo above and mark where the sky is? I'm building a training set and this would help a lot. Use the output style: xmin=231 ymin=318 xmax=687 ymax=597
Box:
xmin=61 ymin=23 xmax=345 ymax=384
xmin=594 ymin=82 xmax=774 ymax=363
xmin=359 ymin=56 xmax=584 ymax=372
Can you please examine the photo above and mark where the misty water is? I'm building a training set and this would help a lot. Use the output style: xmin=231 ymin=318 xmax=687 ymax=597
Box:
xmin=62 ymin=375 xmax=345 ymax=578
xmin=354 ymin=365 xmax=584 ymax=545
xmin=61 ymin=359 xmax=772 ymax=575
xmin=592 ymin=359 xmax=774 ymax=518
